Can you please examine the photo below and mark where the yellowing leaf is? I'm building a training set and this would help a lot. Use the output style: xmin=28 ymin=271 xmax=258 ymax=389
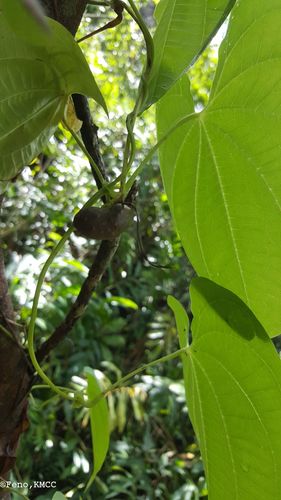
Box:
xmin=63 ymin=97 xmax=83 ymax=133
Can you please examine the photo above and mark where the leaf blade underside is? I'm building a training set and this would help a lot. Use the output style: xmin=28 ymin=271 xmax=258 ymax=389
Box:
xmin=0 ymin=15 xmax=106 ymax=180
xmin=187 ymin=277 xmax=281 ymax=500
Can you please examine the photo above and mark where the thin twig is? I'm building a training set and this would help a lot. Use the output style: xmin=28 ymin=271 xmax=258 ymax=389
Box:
xmin=36 ymin=238 xmax=119 ymax=362
xmin=77 ymin=2 xmax=123 ymax=43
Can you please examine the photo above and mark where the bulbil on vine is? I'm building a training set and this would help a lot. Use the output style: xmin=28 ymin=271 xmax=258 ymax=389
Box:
xmin=73 ymin=203 xmax=134 ymax=240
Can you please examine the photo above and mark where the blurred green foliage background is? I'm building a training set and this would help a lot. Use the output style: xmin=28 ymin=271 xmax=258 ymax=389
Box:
xmin=1 ymin=2 xmax=219 ymax=498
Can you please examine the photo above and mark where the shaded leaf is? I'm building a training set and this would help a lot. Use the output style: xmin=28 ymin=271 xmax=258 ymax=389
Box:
xmin=0 ymin=14 xmax=106 ymax=180
xmin=167 ymin=295 xmax=189 ymax=349
xmin=1 ymin=0 xmax=50 ymax=45
xmin=188 ymin=277 xmax=281 ymax=500
xmin=168 ymin=295 xmax=189 ymax=399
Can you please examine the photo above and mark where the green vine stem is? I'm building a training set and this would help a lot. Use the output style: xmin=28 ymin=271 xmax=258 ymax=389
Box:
xmin=88 ymin=346 xmax=189 ymax=407
xmin=30 ymin=345 xmax=189 ymax=410
xmin=27 ymin=226 xmax=81 ymax=403
xmin=125 ymin=111 xmax=198 ymax=196
xmin=27 ymin=187 xmax=109 ymax=404
xmin=120 ymin=0 xmax=154 ymax=190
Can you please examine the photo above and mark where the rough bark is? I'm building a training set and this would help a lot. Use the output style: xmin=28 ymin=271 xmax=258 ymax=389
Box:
xmin=40 ymin=0 xmax=88 ymax=35
xmin=0 ymin=197 xmax=32 ymax=493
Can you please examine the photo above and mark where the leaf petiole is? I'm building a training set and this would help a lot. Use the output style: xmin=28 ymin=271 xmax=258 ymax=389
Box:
xmin=88 ymin=346 xmax=189 ymax=407
xmin=27 ymin=188 xmax=109 ymax=405
xmin=125 ymin=111 xmax=198 ymax=195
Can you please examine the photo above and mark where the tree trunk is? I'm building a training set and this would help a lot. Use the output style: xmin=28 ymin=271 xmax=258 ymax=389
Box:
xmin=40 ymin=0 xmax=88 ymax=35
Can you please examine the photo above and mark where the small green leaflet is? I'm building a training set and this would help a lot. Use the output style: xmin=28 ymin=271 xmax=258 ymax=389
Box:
xmin=167 ymin=295 xmax=189 ymax=396
xmin=157 ymin=0 xmax=281 ymax=336
xmin=0 ymin=14 xmax=107 ymax=181
xmin=144 ymin=0 xmax=235 ymax=109
xmin=186 ymin=277 xmax=281 ymax=500
xmin=86 ymin=368 xmax=110 ymax=490
xmin=107 ymin=296 xmax=139 ymax=310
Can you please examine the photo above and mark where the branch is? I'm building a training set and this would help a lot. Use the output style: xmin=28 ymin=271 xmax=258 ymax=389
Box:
xmin=0 ymin=197 xmax=18 ymax=341
xmin=72 ymin=94 xmax=108 ymax=188
xmin=36 ymin=238 xmax=119 ymax=362
xmin=76 ymin=1 xmax=124 ymax=43
xmin=34 ymin=1 xmax=122 ymax=363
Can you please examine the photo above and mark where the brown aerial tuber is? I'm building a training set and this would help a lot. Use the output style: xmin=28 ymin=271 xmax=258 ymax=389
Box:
xmin=73 ymin=203 xmax=134 ymax=240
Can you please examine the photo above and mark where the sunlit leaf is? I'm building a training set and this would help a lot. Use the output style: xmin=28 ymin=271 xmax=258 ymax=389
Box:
xmin=156 ymin=74 xmax=194 ymax=204
xmin=145 ymin=0 xmax=235 ymax=108
xmin=86 ymin=368 xmax=110 ymax=489
xmin=187 ymin=277 xmax=281 ymax=500
xmin=63 ymin=259 xmax=88 ymax=273
xmin=0 ymin=14 xmax=106 ymax=180
xmin=158 ymin=0 xmax=281 ymax=336
xmin=107 ymin=296 xmax=139 ymax=310
xmin=48 ymin=231 xmax=62 ymax=242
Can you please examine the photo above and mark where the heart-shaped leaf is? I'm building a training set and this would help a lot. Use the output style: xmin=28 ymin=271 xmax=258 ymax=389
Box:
xmin=157 ymin=0 xmax=281 ymax=336
xmin=186 ymin=277 xmax=281 ymax=500
xmin=0 ymin=14 xmax=106 ymax=180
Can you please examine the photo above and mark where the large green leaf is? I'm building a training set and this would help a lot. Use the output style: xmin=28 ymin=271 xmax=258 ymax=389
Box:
xmin=187 ymin=277 xmax=281 ymax=500
xmin=144 ymin=0 xmax=235 ymax=108
xmin=86 ymin=368 xmax=110 ymax=488
xmin=158 ymin=0 xmax=281 ymax=336
xmin=0 ymin=14 xmax=106 ymax=180
xmin=1 ymin=0 xmax=50 ymax=45
xmin=156 ymin=74 xmax=194 ymax=204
